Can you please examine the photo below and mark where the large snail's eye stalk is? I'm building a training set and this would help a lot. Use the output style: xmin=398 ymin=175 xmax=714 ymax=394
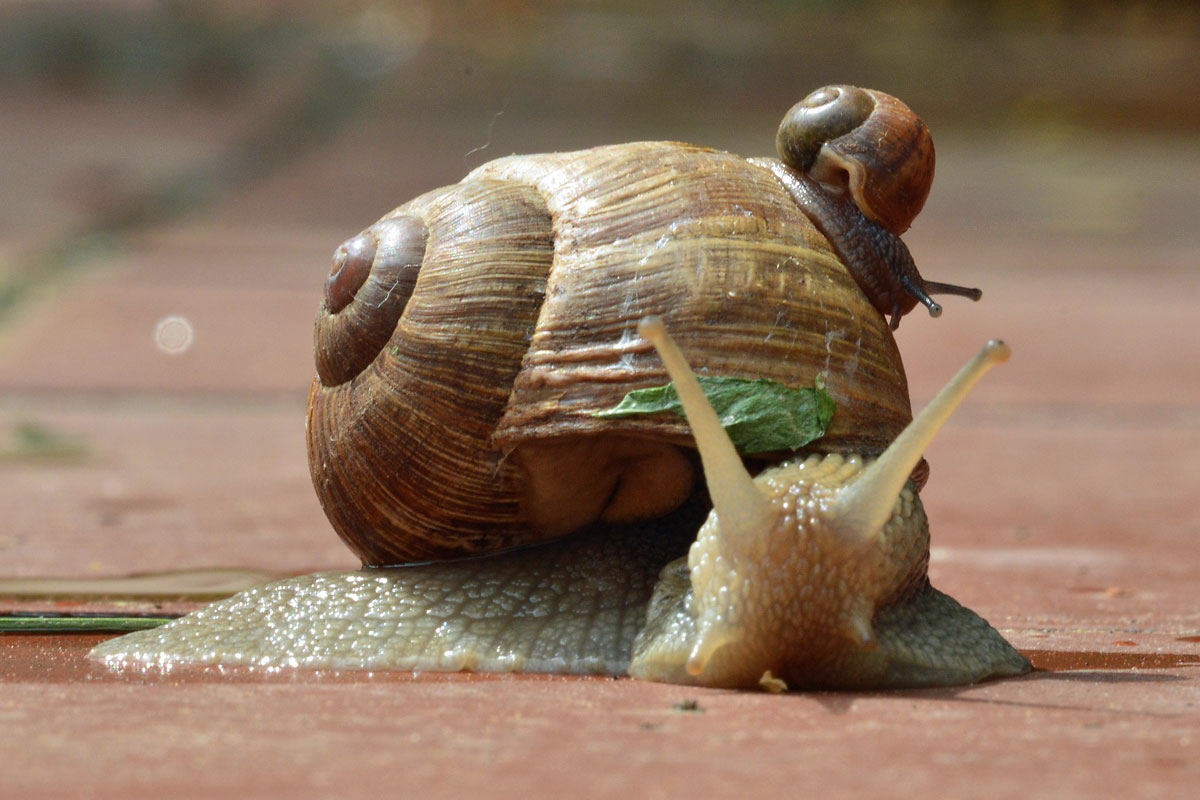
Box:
xmin=826 ymin=340 xmax=1011 ymax=545
xmin=637 ymin=317 xmax=772 ymax=539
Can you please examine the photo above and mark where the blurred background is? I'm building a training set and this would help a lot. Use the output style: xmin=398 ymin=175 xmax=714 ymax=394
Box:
xmin=1 ymin=0 xmax=1198 ymax=577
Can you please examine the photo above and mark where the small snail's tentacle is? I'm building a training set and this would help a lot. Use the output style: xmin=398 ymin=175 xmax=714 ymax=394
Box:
xmin=923 ymin=281 xmax=984 ymax=302
xmin=314 ymin=214 xmax=427 ymax=386
xmin=899 ymin=274 xmax=943 ymax=318
xmin=826 ymin=340 xmax=1010 ymax=545
xmin=883 ymin=245 xmax=983 ymax=328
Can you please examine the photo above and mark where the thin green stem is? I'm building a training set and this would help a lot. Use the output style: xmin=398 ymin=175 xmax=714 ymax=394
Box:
xmin=0 ymin=615 xmax=176 ymax=633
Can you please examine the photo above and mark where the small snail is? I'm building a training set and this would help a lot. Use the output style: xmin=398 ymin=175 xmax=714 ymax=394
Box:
xmin=92 ymin=87 xmax=1028 ymax=689
xmin=768 ymin=85 xmax=982 ymax=327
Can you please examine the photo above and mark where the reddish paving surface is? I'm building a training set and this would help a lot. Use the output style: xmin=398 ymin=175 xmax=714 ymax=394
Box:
xmin=1 ymin=632 xmax=1196 ymax=800
xmin=2 ymin=89 xmax=1198 ymax=798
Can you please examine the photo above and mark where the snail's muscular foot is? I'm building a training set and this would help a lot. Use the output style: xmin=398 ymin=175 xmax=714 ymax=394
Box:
xmin=631 ymin=567 xmax=1030 ymax=690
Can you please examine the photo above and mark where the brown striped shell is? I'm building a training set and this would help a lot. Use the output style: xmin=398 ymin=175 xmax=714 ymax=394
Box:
xmin=776 ymin=84 xmax=934 ymax=236
xmin=306 ymin=141 xmax=916 ymax=566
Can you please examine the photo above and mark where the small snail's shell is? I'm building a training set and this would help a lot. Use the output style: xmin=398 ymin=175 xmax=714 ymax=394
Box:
xmin=776 ymin=85 xmax=934 ymax=235
xmin=307 ymin=142 xmax=913 ymax=566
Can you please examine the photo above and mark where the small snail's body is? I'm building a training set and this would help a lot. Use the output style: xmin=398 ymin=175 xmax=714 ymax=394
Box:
xmin=92 ymin=86 xmax=1028 ymax=689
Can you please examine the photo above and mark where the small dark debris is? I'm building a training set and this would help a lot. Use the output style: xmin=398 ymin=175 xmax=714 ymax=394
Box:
xmin=671 ymin=698 xmax=703 ymax=713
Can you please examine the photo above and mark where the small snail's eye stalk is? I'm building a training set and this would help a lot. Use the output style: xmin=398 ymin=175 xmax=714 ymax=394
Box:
xmin=893 ymin=276 xmax=983 ymax=329
xmin=899 ymin=274 xmax=943 ymax=323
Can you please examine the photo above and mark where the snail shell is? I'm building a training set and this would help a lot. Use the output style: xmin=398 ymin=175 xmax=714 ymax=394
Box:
xmin=307 ymin=141 xmax=915 ymax=566
xmin=776 ymin=84 xmax=935 ymax=235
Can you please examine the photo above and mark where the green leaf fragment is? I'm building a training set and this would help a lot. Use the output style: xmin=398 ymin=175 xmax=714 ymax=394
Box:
xmin=594 ymin=376 xmax=835 ymax=454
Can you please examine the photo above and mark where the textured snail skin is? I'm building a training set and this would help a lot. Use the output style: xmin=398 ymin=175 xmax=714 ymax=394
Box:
xmin=89 ymin=511 xmax=700 ymax=676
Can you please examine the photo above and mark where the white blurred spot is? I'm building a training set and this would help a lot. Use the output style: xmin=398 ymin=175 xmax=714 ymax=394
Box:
xmin=154 ymin=315 xmax=194 ymax=355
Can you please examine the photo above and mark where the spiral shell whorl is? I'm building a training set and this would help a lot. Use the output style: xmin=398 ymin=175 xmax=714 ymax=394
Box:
xmin=777 ymin=85 xmax=934 ymax=235
xmin=307 ymin=180 xmax=557 ymax=564
xmin=775 ymin=85 xmax=875 ymax=174
xmin=315 ymin=215 xmax=427 ymax=386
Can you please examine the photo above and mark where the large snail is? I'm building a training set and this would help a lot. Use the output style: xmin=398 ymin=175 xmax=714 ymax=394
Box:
xmin=93 ymin=86 xmax=1029 ymax=689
